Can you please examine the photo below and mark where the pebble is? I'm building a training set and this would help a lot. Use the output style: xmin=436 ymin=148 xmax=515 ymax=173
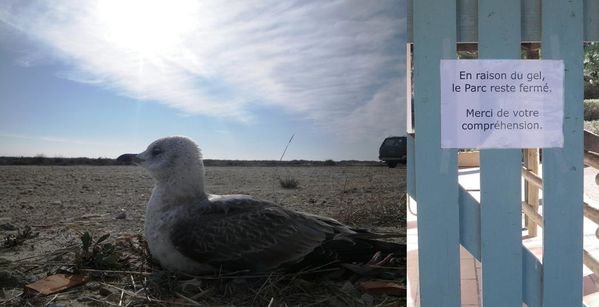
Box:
xmin=51 ymin=201 xmax=62 ymax=206
xmin=114 ymin=210 xmax=127 ymax=220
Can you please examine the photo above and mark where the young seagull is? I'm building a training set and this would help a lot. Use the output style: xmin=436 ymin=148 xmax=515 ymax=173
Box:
xmin=117 ymin=136 xmax=404 ymax=274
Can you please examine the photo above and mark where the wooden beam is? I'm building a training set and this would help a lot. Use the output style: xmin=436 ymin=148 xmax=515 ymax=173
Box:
xmin=522 ymin=167 xmax=542 ymax=189
xmin=524 ymin=149 xmax=540 ymax=237
xmin=413 ymin=0 xmax=460 ymax=305
xmin=478 ymin=0 xmax=523 ymax=305
xmin=585 ymin=151 xmax=599 ymax=169
xmin=522 ymin=201 xmax=544 ymax=227
xmin=542 ymin=1 xmax=584 ymax=304
xmin=583 ymin=250 xmax=599 ymax=278
xmin=521 ymin=169 xmax=599 ymax=228
xmin=585 ymin=196 xmax=599 ymax=226
xmin=585 ymin=130 xmax=599 ymax=154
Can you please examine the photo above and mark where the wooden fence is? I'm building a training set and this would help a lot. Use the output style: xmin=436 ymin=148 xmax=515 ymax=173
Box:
xmin=521 ymin=131 xmax=599 ymax=278
xmin=407 ymin=0 xmax=598 ymax=306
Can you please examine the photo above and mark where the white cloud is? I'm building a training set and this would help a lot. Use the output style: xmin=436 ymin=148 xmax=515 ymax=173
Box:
xmin=330 ymin=79 xmax=407 ymax=140
xmin=0 ymin=0 xmax=406 ymax=139
xmin=54 ymin=70 xmax=103 ymax=84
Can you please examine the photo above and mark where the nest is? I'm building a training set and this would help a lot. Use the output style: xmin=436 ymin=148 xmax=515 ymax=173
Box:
xmin=2 ymin=232 xmax=406 ymax=306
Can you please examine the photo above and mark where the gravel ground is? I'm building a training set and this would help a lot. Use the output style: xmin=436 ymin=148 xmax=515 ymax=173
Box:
xmin=0 ymin=164 xmax=406 ymax=306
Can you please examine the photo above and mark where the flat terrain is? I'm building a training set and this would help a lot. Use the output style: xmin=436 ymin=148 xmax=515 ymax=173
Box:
xmin=0 ymin=165 xmax=406 ymax=306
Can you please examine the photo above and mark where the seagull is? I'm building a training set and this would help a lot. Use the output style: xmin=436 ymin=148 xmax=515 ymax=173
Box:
xmin=117 ymin=136 xmax=404 ymax=274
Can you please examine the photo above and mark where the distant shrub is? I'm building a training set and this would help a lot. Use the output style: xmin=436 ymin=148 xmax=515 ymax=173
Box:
xmin=585 ymin=99 xmax=599 ymax=121
xmin=323 ymin=159 xmax=336 ymax=166
xmin=585 ymin=120 xmax=599 ymax=135
xmin=33 ymin=154 xmax=46 ymax=165
xmin=585 ymin=83 xmax=599 ymax=99
xmin=0 ymin=156 xmax=122 ymax=166
xmin=279 ymin=177 xmax=299 ymax=189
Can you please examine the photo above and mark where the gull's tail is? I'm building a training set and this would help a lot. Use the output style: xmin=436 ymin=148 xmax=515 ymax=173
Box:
xmin=284 ymin=234 xmax=406 ymax=272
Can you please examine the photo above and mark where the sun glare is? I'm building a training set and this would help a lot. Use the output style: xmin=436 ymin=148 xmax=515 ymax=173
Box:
xmin=96 ymin=0 xmax=198 ymax=59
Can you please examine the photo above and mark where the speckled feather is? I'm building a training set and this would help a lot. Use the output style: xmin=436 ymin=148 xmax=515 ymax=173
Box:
xmin=169 ymin=195 xmax=355 ymax=272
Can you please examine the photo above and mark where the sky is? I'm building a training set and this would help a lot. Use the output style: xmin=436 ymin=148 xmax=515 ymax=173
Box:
xmin=0 ymin=0 xmax=407 ymax=161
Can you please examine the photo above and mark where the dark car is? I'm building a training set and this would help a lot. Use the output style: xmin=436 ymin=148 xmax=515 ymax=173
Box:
xmin=379 ymin=136 xmax=407 ymax=168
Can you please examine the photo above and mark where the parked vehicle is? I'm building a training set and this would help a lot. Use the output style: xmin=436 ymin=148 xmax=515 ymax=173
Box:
xmin=379 ymin=136 xmax=407 ymax=168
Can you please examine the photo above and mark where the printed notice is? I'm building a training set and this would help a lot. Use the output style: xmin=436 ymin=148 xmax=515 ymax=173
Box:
xmin=441 ymin=59 xmax=564 ymax=148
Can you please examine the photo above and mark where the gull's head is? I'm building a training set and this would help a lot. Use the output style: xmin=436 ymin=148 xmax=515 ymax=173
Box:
xmin=117 ymin=136 xmax=204 ymax=183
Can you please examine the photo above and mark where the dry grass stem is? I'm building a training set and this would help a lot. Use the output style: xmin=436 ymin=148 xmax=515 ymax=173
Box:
xmin=79 ymin=268 xmax=154 ymax=276
xmin=175 ymin=292 xmax=202 ymax=306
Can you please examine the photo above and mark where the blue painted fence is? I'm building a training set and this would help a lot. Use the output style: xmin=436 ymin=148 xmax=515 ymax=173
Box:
xmin=407 ymin=0 xmax=591 ymax=306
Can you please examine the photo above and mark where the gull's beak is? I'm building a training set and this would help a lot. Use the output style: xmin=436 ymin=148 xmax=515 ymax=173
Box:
xmin=116 ymin=153 xmax=144 ymax=165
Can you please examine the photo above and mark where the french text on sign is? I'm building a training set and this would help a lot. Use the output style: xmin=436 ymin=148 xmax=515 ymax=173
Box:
xmin=440 ymin=59 xmax=564 ymax=149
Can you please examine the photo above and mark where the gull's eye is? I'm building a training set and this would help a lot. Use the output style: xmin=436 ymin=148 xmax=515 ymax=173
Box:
xmin=151 ymin=147 xmax=163 ymax=157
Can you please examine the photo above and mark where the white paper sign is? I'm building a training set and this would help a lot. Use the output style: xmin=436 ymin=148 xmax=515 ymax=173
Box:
xmin=441 ymin=59 xmax=564 ymax=148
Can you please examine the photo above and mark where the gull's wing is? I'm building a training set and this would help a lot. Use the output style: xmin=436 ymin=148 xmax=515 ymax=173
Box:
xmin=169 ymin=196 xmax=342 ymax=272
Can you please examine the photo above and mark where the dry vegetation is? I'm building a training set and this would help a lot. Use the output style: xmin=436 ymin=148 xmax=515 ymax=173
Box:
xmin=0 ymin=164 xmax=406 ymax=306
xmin=586 ymin=99 xmax=599 ymax=135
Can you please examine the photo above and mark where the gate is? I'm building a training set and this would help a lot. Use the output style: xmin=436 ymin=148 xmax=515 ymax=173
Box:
xmin=407 ymin=0 xmax=599 ymax=306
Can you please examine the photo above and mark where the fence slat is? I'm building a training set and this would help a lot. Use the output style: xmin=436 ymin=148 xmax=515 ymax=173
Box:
xmin=584 ymin=0 xmax=599 ymax=42
xmin=542 ymin=0 xmax=584 ymax=306
xmin=477 ymin=1 xmax=523 ymax=306
xmin=459 ymin=185 xmax=481 ymax=260
xmin=522 ymin=247 xmax=543 ymax=307
xmin=458 ymin=185 xmax=544 ymax=307
xmin=409 ymin=0 xmax=599 ymax=43
xmin=413 ymin=0 xmax=460 ymax=305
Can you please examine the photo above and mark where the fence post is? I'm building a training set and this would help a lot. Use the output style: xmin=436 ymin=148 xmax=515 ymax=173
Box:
xmin=413 ymin=0 xmax=460 ymax=305
xmin=478 ymin=1 xmax=523 ymax=305
xmin=541 ymin=0 xmax=584 ymax=306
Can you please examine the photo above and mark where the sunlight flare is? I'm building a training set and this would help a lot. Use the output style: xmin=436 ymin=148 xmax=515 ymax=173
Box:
xmin=96 ymin=0 xmax=199 ymax=59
